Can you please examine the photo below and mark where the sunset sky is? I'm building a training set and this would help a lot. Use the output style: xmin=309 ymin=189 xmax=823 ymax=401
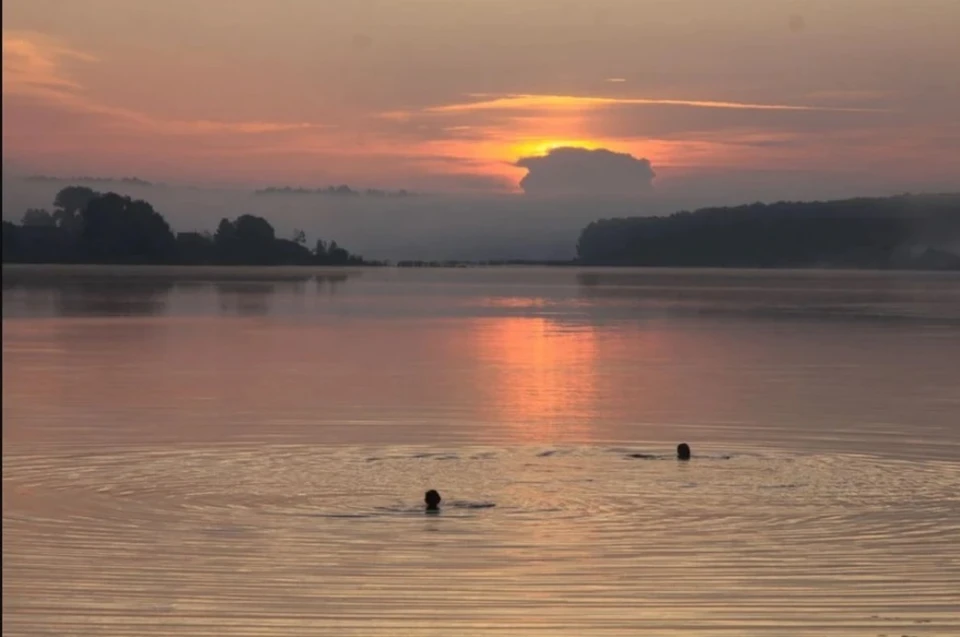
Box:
xmin=3 ymin=0 xmax=959 ymax=195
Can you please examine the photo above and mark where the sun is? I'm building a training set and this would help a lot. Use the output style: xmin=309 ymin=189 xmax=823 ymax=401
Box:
xmin=508 ymin=138 xmax=604 ymax=160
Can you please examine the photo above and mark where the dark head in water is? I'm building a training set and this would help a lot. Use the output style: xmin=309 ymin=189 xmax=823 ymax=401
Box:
xmin=677 ymin=443 xmax=691 ymax=461
xmin=425 ymin=489 xmax=442 ymax=511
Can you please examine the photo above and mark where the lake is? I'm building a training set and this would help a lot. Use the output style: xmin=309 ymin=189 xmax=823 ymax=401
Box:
xmin=3 ymin=265 xmax=959 ymax=636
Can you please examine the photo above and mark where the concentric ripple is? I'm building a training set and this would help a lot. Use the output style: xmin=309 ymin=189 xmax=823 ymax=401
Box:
xmin=4 ymin=444 xmax=959 ymax=636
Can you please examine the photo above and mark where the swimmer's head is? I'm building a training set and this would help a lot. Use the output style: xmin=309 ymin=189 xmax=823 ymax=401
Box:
xmin=425 ymin=489 xmax=442 ymax=510
xmin=677 ymin=443 xmax=691 ymax=461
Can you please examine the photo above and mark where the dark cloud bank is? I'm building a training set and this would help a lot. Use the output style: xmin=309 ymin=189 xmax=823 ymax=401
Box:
xmin=516 ymin=147 xmax=656 ymax=196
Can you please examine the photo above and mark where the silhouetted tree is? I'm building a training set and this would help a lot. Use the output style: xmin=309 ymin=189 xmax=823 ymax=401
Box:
xmin=54 ymin=185 xmax=99 ymax=215
xmin=292 ymin=228 xmax=307 ymax=245
xmin=273 ymin=238 xmax=313 ymax=265
xmin=53 ymin=185 xmax=98 ymax=235
xmin=214 ymin=214 xmax=276 ymax=264
xmin=213 ymin=218 xmax=239 ymax=264
xmin=175 ymin=232 xmax=216 ymax=264
xmin=214 ymin=219 xmax=234 ymax=241
xmin=326 ymin=240 xmax=350 ymax=265
xmin=307 ymin=238 xmax=366 ymax=265
xmin=21 ymin=209 xmax=56 ymax=227
xmin=79 ymin=193 xmax=177 ymax=263
xmin=3 ymin=218 xmax=75 ymax=263
xmin=2 ymin=221 xmax=19 ymax=259
xmin=234 ymin=214 xmax=275 ymax=244
xmin=314 ymin=239 xmax=328 ymax=260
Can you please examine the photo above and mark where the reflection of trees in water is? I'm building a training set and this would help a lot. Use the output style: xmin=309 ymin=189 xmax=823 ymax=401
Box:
xmin=4 ymin=267 xmax=365 ymax=318
xmin=55 ymin=279 xmax=176 ymax=316
xmin=3 ymin=270 xmax=176 ymax=317
xmin=215 ymin=280 xmax=301 ymax=316
xmin=215 ymin=272 xmax=360 ymax=314
xmin=576 ymin=270 xmax=960 ymax=324
xmin=5 ymin=277 xmax=177 ymax=317
xmin=2 ymin=276 xmax=54 ymax=316
xmin=315 ymin=273 xmax=351 ymax=295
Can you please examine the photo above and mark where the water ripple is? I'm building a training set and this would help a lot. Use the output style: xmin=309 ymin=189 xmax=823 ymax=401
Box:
xmin=4 ymin=445 xmax=959 ymax=636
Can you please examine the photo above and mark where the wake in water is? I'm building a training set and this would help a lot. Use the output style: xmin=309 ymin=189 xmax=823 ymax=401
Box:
xmin=5 ymin=443 xmax=958 ymax=637
xmin=376 ymin=501 xmax=497 ymax=515
xmin=625 ymin=452 xmax=734 ymax=460
xmin=623 ymin=443 xmax=734 ymax=461
xmin=279 ymin=500 xmax=498 ymax=520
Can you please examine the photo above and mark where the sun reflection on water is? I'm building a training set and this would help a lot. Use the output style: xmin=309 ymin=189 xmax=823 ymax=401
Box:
xmin=467 ymin=313 xmax=599 ymax=442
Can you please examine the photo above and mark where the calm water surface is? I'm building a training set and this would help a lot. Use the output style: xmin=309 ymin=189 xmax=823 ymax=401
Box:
xmin=3 ymin=265 xmax=959 ymax=636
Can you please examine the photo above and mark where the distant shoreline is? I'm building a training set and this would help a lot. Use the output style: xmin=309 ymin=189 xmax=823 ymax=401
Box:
xmin=576 ymin=193 xmax=960 ymax=271
xmin=5 ymin=188 xmax=958 ymax=271
xmin=4 ymin=262 xmax=959 ymax=275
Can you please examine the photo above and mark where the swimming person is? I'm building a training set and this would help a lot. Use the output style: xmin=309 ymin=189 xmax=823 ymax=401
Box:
xmin=425 ymin=489 xmax=442 ymax=511
xmin=677 ymin=443 xmax=691 ymax=461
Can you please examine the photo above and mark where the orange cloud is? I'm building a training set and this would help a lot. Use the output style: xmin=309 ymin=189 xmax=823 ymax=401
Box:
xmin=2 ymin=30 xmax=326 ymax=137
xmin=419 ymin=93 xmax=890 ymax=115
xmin=373 ymin=92 xmax=895 ymax=184
xmin=2 ymin=30 xmax=97 ymax=93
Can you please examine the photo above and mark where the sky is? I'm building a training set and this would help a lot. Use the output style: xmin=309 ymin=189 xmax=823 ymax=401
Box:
xmin=4 ymin=0 xmax=959 ymax=198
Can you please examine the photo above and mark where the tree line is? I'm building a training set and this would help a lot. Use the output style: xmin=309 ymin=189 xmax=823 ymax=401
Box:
xmin=2 ymin=186 xmax=376 ymax=266
xmin=575 ymin=193 xmax=960 ymax=270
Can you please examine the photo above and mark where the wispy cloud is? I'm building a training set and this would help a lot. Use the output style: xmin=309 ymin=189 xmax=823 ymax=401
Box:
xmin=2 ymin=30 xmax=97 ymax=93
xmin=2 ymin=30 xmax=325 ymax=136
xmin=420 ymin=93 xmax=890 ymax=115
xmin=371 ymin=91 xmax=893 ymax=178
xmin=803 ymin=89 xmax=894 ymax=103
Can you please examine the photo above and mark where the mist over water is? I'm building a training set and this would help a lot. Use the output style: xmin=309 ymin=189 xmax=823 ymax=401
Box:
xmin=3 ymin=266 xmax=960 ymax=635
xmin=1 ymin=177 xmax=634 ymax=261
xmin=7 ymin=174 xmax=956 ymax=262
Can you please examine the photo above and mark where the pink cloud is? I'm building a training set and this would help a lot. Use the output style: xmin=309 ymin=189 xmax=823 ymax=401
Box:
xmin=2 ymin=30 xmax=327 ymax=138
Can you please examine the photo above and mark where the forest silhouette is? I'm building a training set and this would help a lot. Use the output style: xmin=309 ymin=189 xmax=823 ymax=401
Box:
xmin=576 ymin=193 xmax=960 ymax=270
xmin=3 ymin=186 xmax=373 ymax=266
xmin=3 ymin=187 xmax=958 ymax=269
